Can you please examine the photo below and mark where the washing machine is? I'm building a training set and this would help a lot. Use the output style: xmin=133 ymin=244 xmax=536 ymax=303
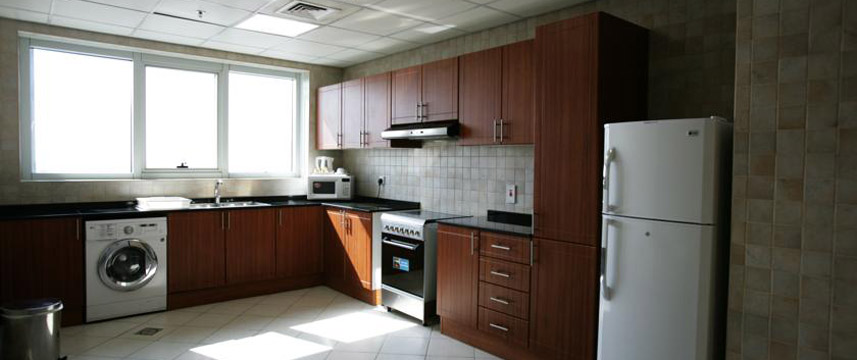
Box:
xmin=86 ymin=217 xmax=167 ymax=322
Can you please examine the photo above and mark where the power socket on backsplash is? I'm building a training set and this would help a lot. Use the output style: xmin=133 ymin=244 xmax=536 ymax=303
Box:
xmin=377 ymin=176 xmax=386 ymax=186
xmin=506 ymin=184 xmax=517 ymax=204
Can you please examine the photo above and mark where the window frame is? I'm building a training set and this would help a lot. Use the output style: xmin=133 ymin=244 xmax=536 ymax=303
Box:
xmin=19 ymin=37 xmax=305 ymax=181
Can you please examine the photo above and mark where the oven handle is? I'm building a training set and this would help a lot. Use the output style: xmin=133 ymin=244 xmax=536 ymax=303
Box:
xmin=383 ymin=238 xmax=420 ymax=251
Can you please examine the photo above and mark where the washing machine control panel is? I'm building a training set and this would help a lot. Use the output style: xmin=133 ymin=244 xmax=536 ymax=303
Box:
xmin=86 ymin=219 xmax=166 ymax=241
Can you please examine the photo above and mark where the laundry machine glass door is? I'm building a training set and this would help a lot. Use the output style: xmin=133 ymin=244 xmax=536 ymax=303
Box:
xmin=98 ymin=239 xmax=158 ymax=291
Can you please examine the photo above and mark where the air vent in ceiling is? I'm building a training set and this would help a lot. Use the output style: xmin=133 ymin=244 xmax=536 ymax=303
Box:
xmin=276 ymin=1 xmax=341 ymax=22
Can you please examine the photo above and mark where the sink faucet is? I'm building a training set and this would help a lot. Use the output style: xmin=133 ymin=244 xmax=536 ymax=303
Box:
xmin=214 ymin=179 xmax=224 ymax=205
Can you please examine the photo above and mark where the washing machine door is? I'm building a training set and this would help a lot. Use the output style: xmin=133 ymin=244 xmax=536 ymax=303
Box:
xmin=97 ymin=239 xmax=158 ymax=291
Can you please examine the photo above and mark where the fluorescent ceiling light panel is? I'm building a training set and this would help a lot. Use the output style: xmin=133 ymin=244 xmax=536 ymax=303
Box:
xmin=236 ymin=14 xmax=318 ymax=37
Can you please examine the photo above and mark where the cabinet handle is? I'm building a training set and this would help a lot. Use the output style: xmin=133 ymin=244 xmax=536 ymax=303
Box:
xmin=489 ymin=297 xmax=510 ymax=305
xmin=278 ymin=210 xmax=282 ymax=226
xmin=499 ymin=118 xmax=505 ymax=143
xmin=493 ymin=118 xmax=498 ymax=143
xmin=490 ymin=244 xmax=511 ymax=251
xmin=470 ymin=232 xmax=476 ymax=255
xmin=76 ymin=219 xmax=80 ymax=240
xmin=416 ymin=103 xmax=421 ymax=122
xmin=490 ymin=270 xmax=511 ymax=278
xmin=226 ymin=212 xmax=231 ymax=230
xmin=530 ymin=241 xmax=534 ymax=266
xmin=489 ymin=323 xmax=509 ymax=332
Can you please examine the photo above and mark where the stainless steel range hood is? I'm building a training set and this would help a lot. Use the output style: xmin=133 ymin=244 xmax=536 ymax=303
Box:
xmin=381 ymin=120 xmax=459 ymax=140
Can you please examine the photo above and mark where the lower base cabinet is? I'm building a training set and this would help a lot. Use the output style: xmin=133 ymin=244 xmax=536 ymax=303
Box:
xmin=323 ymin=208 xmax=377 ymax=305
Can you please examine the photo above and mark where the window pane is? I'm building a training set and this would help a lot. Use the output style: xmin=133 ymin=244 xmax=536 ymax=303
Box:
xmin=228 ymin=71 xmax=296 ymax=174
xmin=32 ymin=48 xmax=133 ymax=174
xmin=145 ymin=66 xmax=218 ymax=169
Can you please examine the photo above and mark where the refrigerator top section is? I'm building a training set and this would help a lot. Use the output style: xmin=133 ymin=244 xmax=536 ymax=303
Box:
xmin=602 ymin=117 xmax=731 ymax=225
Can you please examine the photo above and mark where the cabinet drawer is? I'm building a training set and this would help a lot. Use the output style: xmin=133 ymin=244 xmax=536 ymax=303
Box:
xmin=479 ymin=257 xmax=530 ymax=292
xmin=478 ymin=307 xmax=528 ymax=348
xmin=478 ymin=282 xmax=529 ymax=320
xmin=479 ymin=232 xmax=530 ymax=264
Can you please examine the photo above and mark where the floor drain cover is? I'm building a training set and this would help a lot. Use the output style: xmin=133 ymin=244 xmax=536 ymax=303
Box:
xmin=135 ymin=327 xmax=163 ymax=336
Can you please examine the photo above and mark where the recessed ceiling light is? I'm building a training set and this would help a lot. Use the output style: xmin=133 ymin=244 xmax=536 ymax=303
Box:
xmin=236 ymin=14 xmax=318 ymax=37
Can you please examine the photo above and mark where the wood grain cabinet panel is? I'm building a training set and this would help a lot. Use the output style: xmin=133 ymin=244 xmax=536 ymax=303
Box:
xmin=345 ymin=212 xmax=372 ymax=290
xmin=478 ymin=307 xmax=529 ymax=348
xmin=323 ymin=209 xmax=347 ymax=284
xmin=479 ymin=257 xmax=530 ymax=292
xmin=392 ymin=66 xmax=421 ymax=125
xmin=276 ymin=206 xmax=323 ymax=278
xmin=478 ymin=282 xmax=530 ymax=320
xmin=168 ymin=211 xmax=226 ymax=293
xmin=225 ymin=209 xmax=276 ymax=284
xmin=459 ymin=47 xmax=502 ymax=145
xmin=479 ymin=231 xmax=531 ymax=264
xmin=501 ymin=39 xmax=535 ymax=145
xmin=341 ymin=78 xmax=364 ymax=149
xmin=318 ymin=83 xmax=342 ymax=150
xmin=0 ymin=217 xmax=84 ymax=326
xmin=437 ymin=224 xmax=479 ymax=328
xmin=421 ymin=57 xmax=459 ymax=122
xmin=364 ymin=72 xmax=391 ymax=148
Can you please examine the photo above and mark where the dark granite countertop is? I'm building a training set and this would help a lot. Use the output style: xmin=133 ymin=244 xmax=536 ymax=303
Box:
xmin=437 ymin=216 xmax=533 ymax=237
xmin=0 ymin=196 xmax=419 ymax=221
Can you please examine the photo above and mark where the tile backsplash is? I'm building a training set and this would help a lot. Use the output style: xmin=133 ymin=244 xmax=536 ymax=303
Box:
xmin=342 ymin=142 xmax=533 ymax=215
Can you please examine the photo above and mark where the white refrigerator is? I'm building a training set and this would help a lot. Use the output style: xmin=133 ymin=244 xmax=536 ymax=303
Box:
xmin=597 ymin=117 xmax=731 ymax=360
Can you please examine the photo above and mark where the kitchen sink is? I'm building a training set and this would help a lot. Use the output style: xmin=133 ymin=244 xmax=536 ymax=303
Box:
xmin=189 ymin=201 xmax=270 ymax=209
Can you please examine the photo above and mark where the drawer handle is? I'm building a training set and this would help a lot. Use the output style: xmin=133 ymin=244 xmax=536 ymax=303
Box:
xmin=490 ymin=270 xmax=511 ymax=278
xmin=489 ymin=297 xmax=510 ymax=305
xmin=489 ymin=323 xmax=509 ymax=332
xmin=490 ymin=244 xmax=511 ymax=251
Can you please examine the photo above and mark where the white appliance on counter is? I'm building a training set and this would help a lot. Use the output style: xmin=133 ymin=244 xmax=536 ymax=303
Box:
xmin=598 ymin=117 xmax=731 ymax=360
xmin=307 ymin=173 xmax=353 ymax=200
xmin=86 ymin=217 xmax=167 ymax=322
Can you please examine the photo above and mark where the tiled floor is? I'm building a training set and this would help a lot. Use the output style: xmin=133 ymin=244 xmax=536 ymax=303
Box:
xmin=62 ymin=286 xmax=502 ymax=360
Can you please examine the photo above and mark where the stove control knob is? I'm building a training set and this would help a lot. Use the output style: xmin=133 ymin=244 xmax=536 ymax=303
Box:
xmin=415 ymin=231 xmax=421 ymax=237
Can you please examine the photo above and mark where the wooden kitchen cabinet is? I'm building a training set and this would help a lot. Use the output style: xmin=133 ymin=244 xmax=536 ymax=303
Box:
xmin=391 ymin=65 xmax=422 ymax=124
xmin=276 ymin=206 xmax=323 ymax=278
xmin=168 ymin=211 xmax=226 ymax=293
xmin=323 ymin=208 xmax=377 ymax=304
xmin=459 ymin=40 xmax=534 ymax=145
xmin=364 ymin=72 xmax=391 ymax=148
xmin=0 ymin=217 xmax=84 ymax=326
xmin=317 ymin=83 xmax=342 ymax=150
xmin=341 ymin=78 xmax=364 ymax=149
xmin=345 ymin=211 xmax=372 ymax=290
xmin=529 ymin=238 xmax=598 ymax=359
xmin=392 ymin=58 xmax=459 ymax=124
xmin=225 ymin=208 xmax=276 ymax=285
xmin=323 ymin=208 xmax=347 ymax=284
xmin=533 ymin=13 xmax=647 ymax=246
xmin=437 ymin=224 xmax=479 ymax=328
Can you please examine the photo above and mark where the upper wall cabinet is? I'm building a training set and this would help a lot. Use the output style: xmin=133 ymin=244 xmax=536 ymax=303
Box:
xmin=459 ymin=40 xmax=535 ymax=146
xmin=392 ymin=58 xmax=459 ymax=125
xmin=364 ymin=72 xmax=392 ymax=148
xmin=317 ymin=83 xmax=342 ymax=150
xmin=317 ymin=74 xmax=393 ymax=150
xmin=341 ymin=78 xmax=364 ymax=149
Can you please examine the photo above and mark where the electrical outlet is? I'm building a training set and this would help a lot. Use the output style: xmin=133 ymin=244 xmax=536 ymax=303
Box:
xmin=506 ymin=184 xmax=517 ymax=204
xmin=378 ymin=176 xmax=386 ymax=186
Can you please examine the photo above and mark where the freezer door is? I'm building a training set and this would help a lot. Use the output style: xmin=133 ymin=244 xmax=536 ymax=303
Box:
xmin=602 ymin=117 xmax=729 ymax=224
xmin=598 ymin=215 xmax=716 ymax=360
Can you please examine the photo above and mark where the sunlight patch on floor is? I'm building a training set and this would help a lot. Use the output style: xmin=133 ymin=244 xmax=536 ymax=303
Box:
xmin=191 ymin=332 xmax=331 ymax=360
xmin=291 ymin=311 xmax=417 ymax=343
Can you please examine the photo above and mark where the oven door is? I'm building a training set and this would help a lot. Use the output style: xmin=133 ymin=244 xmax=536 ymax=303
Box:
xmin=381 ymin=234 xmax=425 ymax=298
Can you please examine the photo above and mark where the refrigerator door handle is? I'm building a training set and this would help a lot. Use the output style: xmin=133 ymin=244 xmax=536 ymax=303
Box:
xmin=602 ymin=147 xmax=616 ymax=212
xmin=601 ymin=217 xmax=613 ymax=300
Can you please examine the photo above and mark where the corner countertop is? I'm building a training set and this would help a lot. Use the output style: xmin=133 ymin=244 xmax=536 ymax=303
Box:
xmin=437 ymin=216 xmax=533 ymax=237
xmin=0 ymin=196 xmax=420 ymax=221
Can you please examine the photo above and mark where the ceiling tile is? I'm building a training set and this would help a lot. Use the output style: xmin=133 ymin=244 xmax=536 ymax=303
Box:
xmin=258 ymin=49 xmax=318 ymax=63
xmin=204 ymin=0 xmax=271 ymax=12
xmin=202 ymin=40 xmax=265 ymax=55
xmin=138 ymin=14 xmax=225 ymax=39
xmin=330 ymin=9 xmax=422 ymax=36
xmin=298 ymin=26 xmax=380 ymax=47
xmin=0 ymin=6 xmax=49 ymax=23
xmin=271 ymin=38 xmax=346 ymax=57
xmin=0 ymin=0 xmax=52 ymax=13
xmin=488 ymin=0 xmax=581 ymax=17
xmin=50 ymin=16 xmax=135 ymax=36
xmin=154 ymin=0 xmax=251 ymax=27
xmin=358 ymin=37 xmax=420 ymax=54
xmin=53 ymin=0 xmax=148 ymax=28
xmin=209 ymin=28 xmax=289 ymax=48
xmin=132 ymin=29 xmax=206 ymax=46
xmin=86 ymin=0 xmax=162 ymax=12
xmin=326 ymin=48 xmax=383 ymax=63
xmin=369 ymin=0 xmax=477 ymax=21
xmin=389 ymin=23 xmax=466 ymax=44
xmin=327 ymin=0 xmax=384 ymax=6
xmin=312 ymin=57 xmax=352 ymax=67
xmin=437 ymin=6 xmax=518 ymax=32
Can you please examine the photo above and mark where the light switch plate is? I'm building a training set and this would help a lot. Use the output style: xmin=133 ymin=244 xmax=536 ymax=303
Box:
xmin=506 ymin=184 xmax=516 ymax=204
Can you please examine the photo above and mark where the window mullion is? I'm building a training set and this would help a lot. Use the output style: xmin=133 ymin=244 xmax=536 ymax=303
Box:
xmin=219 ymin=64 xmax=229 ymax=178
xmin=133 ymin=52 xmax=145 ymax=179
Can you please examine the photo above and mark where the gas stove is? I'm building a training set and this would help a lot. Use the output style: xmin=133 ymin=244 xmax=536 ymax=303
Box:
xmin=380 ymin=210 xmax=468 ymax=241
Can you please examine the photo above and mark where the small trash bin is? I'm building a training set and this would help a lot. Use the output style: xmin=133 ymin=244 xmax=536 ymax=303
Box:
xmin=0 ymin=298 xmax=63 ymax=360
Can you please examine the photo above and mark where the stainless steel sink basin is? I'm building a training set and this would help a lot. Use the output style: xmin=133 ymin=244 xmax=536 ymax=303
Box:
xmin=189 ymin=201 xmax=270 ymax=209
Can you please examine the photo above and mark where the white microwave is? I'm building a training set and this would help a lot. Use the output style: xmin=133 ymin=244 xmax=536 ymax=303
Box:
xmin=307 ymin=174 xmax=353 ymax=200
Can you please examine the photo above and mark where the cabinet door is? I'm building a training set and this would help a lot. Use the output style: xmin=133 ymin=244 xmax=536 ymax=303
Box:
xmin=0 ymin=217 xmax=83 ymax=326
xmin=459 ymin=47 xmax=502 ymax=146
xmin=317 ymin=83 xmax=342 ymax=149
xmin=501 ymin=40 xmax=535 ymax=145
xmin=364 ymin=72 xmax=391 ymax=148
xmin=534 ymin=15 xmax=599 ymax=246
xmin=529 ymin=238 xmax=597 ymax=359
xmin=436 ymin=225 xmax=479 ymax=328
xmin=168 ymin=211 xmax=225 ymax=292
xmin=323 ymin=209 xmax=347 ymax=283
xmin=421 ymin=57 xmax=459 ymax=122
xmin=225 ymin=209 xmax=276 ymax=284
xmin=341 ymin=78 xmax=364 ymax=149
xmin=276 ymin=206 xmax=323 ymax=278
xmin=391 ymin=66 xmax=421 ymax=124
xmin=345 ymin=211 xmax=372 ymax=290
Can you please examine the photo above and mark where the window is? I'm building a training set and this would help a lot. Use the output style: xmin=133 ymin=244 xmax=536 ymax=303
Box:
xmin=19 ymin=38 xmax=304 ymax=180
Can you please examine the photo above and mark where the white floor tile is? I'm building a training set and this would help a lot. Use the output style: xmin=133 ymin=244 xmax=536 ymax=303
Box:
xmin=200 ymin=327 xmax=258 ymax=345
xmin=119 ymin=324 xmax=178 ymax=341
xmin=145 ymin=310 xmax=202 ymax=326
xmin=427 ymin=337 xmax=475 ymax=357
xmin=157 ymin=326 xmax=219 ymax=344
xmin=79 ymin=320 xmax=139 ymax=337
xmin=179 ymin=304 xmax=216 ymax=313
xmin=61 ymin=334 xmax=112 ymax=355
xmin=222 ymin=314 xmax=275 ymax=331
xmin=243 ymin=303 xmax=291 ymax=316
xmin=205 ymin=302 xmax=252 ymax=315
xmin=61 ymin=324 xmax=87 ymax=336
xmin=475 ymin=348 xmax=503 ymax=359
xmin=82 ymin=338 xmax=152 ymax=357
xmin=375 ymin=354 xmax=424 ymax=360
xmin=380 ymin=336 xmax=429 ymax=355
xmin=334 ymin=335 xmax=387 ymax=352
xmin=184 ymin=313 xmax=236 ymax=328
xmin=127 ymin=341 xmax=196 ymax=360
xmin=326 ymin=350 xmax=378 ymax=360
